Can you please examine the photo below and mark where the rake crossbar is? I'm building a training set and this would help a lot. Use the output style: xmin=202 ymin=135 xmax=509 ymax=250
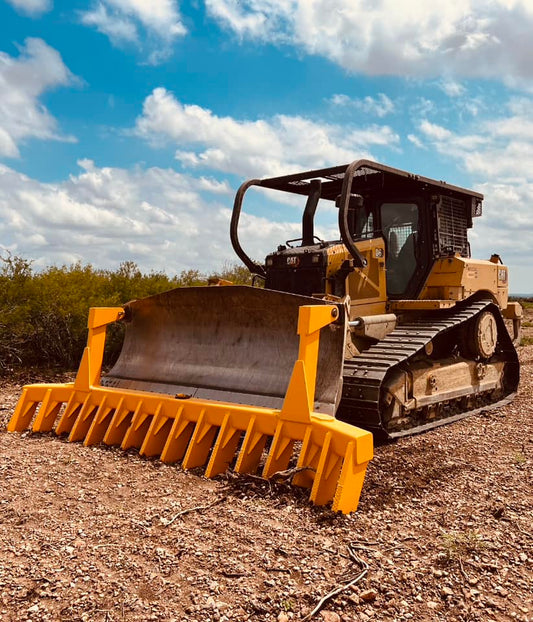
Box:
xmin=8 ymin=302 xmax=373 ymax=513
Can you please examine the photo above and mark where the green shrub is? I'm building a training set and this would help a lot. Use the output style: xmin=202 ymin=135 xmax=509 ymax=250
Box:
xmin=0 ymin=254 xmax=251 ymax=373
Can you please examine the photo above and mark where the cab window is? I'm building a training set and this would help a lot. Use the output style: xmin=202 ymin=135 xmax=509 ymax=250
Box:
xmin=381 ymin=203 xmax=419 ymax=295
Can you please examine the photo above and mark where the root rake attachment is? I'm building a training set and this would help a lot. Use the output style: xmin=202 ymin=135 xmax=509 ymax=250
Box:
xmin=8 ymin=303 xmax=373 ymax=513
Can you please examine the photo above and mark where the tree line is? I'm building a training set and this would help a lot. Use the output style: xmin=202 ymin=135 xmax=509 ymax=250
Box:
xmin=0 ymin=254 xmax=251 ymax=373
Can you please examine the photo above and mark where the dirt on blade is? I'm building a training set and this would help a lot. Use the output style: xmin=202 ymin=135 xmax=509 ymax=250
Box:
xmin=0 ymin=318 xmax=532 ymax=622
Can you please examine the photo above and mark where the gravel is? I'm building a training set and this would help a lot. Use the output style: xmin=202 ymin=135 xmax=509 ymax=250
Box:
xmin=0 ymin=321 xmax=532 ymax=621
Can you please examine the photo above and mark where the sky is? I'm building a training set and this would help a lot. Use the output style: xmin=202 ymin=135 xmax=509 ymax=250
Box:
xmin=1 ymin=0 xmax=533 ymax=293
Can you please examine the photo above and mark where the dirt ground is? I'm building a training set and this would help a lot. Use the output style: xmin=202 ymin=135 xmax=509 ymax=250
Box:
xmin=0 ymin=314 xmax=532 ymax=622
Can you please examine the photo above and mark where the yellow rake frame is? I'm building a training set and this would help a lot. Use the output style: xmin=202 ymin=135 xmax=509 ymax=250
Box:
xmin=9 ymin=305 xmax=373 ymax=513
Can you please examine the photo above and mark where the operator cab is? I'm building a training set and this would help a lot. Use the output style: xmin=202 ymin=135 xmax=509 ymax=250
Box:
xmin=230 ymin=160 xmax=483 ymax=300
xmin=333 ymin=195 xmax=420 ymax=296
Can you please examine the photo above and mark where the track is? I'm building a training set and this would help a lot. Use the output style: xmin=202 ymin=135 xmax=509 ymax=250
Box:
xmin=336 ymin=300 xmax=520 ymax=439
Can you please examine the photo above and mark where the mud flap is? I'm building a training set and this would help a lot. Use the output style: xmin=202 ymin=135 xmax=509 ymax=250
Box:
xmin=8 ymin=290 xmax=373 ymax=513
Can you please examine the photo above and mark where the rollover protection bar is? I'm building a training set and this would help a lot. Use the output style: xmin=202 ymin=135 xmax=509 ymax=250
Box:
xmin=9 ymin=300 xmax=373 ymax=513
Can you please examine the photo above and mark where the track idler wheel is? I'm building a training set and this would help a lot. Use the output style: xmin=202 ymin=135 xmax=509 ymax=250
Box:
xmin=461 ymin=310 xmax=498 ymax=359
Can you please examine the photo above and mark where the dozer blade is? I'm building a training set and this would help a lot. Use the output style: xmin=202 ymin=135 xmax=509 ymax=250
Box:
xmin=8 ymin=287 xmax=373 ymax=513
xmin=102 ymin=286 xmax=345 ymax=414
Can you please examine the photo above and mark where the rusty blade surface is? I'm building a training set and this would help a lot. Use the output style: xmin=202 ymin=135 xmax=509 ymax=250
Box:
xmin=101 ymin=286 xmax=346 ymax=414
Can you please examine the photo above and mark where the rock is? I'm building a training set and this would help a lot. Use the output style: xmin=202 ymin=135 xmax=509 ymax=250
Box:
xmin=442 ymin=586 xmax=454 ymax=596
xmin=320 ymin=611 xmax=341 ymax=622
xmin=360 ymin=589 xmax=378 ymax=602
xmin=277 ymin=614 xmax=289 ymax=622
xmin=216 ymin=601 xmax=229 ymax=611
xmin=427 ymin=601 xmax=439 ymax=609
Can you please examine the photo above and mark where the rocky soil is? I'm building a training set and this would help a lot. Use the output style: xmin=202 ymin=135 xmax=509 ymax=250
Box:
xmin=0 ymin=315 xmax=532 ymax=622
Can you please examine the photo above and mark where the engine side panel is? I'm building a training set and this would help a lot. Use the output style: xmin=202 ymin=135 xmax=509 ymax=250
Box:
xmin=420 ymin=256 xmax=509 ymax=308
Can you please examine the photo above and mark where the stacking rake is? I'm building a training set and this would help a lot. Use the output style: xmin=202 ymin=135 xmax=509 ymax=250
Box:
xmin=8 ymin=299 xmax=373 ymax=513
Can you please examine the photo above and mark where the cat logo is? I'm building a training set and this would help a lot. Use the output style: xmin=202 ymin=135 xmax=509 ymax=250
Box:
xmin=287 ymin=256 xmax=300 ymax=266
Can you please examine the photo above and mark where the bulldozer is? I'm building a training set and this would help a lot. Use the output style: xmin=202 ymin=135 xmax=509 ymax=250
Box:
xmin=8 ymin=159 xmax=521 ymax=513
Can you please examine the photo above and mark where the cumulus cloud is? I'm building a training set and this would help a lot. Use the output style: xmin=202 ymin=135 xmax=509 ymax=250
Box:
xmin=205 ymin=0 xmax=533 ymax=81
xmin=0 ymin=38 xmax=76 ymax=158
xmin=329 ymin=93 xmax=394 ymax=118
xmin=407 ymin=98 xmax=533 ymax=281
xmin=468 ymin=179 xmax=533 ymax=285
xmin=134 ymin=87 xmax=399 ymax=177
xmin=5 ymin=0 xmax=51 ymax=16
xmin=80 ymin=0 xmax=187 ymax=63
xmin=414 ymin=101 xmax=533 ymax=179
xmin=0 ymin=161 xmax=305 ymax=273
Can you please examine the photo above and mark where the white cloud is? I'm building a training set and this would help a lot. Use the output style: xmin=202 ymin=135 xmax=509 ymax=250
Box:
xmin=5 ymin=0 xmax=51 ymax=16
xmin=0 ymin=161 xmax=303 ymax=273
xmin=414 ymin=101 xmax=533 ymax=179
xmin=469 ymin=180 xmax=533 ymax=277
xmin=329 ymin=93 xmax=394 ymax=117
xmin=439 ymin=79 xmax=466 ymax=98
xmin=80 ymin=0 xmax=186 ymax=63
xmin=407 ymin=134 xmax=425 ymax=149
xmin=0 ymin=38 xmax=76 ymax=158
xmin=80 ymin=4 xmax=138 ymax=44
xmin=407 ymin=99 xmax=533 ymax=287
xmin=134 ymin=87 xmax=400 ymax=177
xmin=419 ymin=121 xmax=453 ymax=142
xmin=205 ymin=0 xmax=533 ymax=81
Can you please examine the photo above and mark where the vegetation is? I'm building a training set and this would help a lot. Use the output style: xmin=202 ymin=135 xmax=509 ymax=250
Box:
xmin=510 ymin=296 xmax=533 ymax=309
xmin=0 ymin=253 xmax=251 ymax=373
xmin=439 ymin=529 xmax=486 ymax=562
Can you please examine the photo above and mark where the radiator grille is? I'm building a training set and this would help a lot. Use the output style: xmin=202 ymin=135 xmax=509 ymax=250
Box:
xmin=437 ymin=196 xmax=468 ymax=256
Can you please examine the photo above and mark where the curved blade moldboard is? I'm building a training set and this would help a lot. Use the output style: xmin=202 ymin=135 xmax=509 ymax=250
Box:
xmin=102 ymin=286 xmax=346 ymax=414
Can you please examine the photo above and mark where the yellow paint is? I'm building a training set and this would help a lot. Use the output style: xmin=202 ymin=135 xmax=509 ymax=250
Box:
xmin=390 ymin=300 xmax=456 ymax=311
xmin=419 ymin=255 xmax=508 ymax=308
xmin=8 ymin=304 xmax=373 ymax=514
xmin=325 ymin=238 xmax=388 ymax=319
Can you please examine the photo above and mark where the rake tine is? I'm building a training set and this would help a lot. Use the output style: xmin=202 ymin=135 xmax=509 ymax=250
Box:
xmin=332 ymin=442 xmax=368 ymax=514
xmin=309 ymin=432 xmax=343 ymax=507
xmin=103 ymin=401 xmax=133 ymax=446
xmin=160 ymin=407 xmax=194 ymax=464
xmin=262 ymin=422 xmax=295 ymax=479
xmin=234 ymin=416 xmax=268 ymax=475
xmin=32 ymin=389 xmax=62 ymax=432
xmin=8 ymin=388 xmax=38 ymax=432
xmin=69 ymin=395 xmax=102 ymax=442
xmin=292 ymin=427 xmax=320 ymax=489
xmin=56 ymin=394 xmax=86 ymax=436
xmin=84 ymin=398 xmax=117 ymax=446
xmin=140 ymin=406 xmax=173 ymax=457
xmin=182 ymin=410 xmax=218 ymax=470
xmin=121 ymin=400 xmax=151 ymax=450
xmin=205 ymin=412 xmax=242 ymax=478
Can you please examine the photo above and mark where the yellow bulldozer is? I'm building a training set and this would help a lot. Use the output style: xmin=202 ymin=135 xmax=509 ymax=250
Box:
xmin=8 ymin=160 xmax=521 ymax=513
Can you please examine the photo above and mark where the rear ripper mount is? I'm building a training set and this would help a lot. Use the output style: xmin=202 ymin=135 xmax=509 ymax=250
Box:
xmin=9 ymin=287 xmax=373 ymax=514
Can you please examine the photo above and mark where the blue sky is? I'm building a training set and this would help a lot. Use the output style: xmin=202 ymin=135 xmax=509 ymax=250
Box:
xmin=1 ymin=0 xmax=532 ymax=292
